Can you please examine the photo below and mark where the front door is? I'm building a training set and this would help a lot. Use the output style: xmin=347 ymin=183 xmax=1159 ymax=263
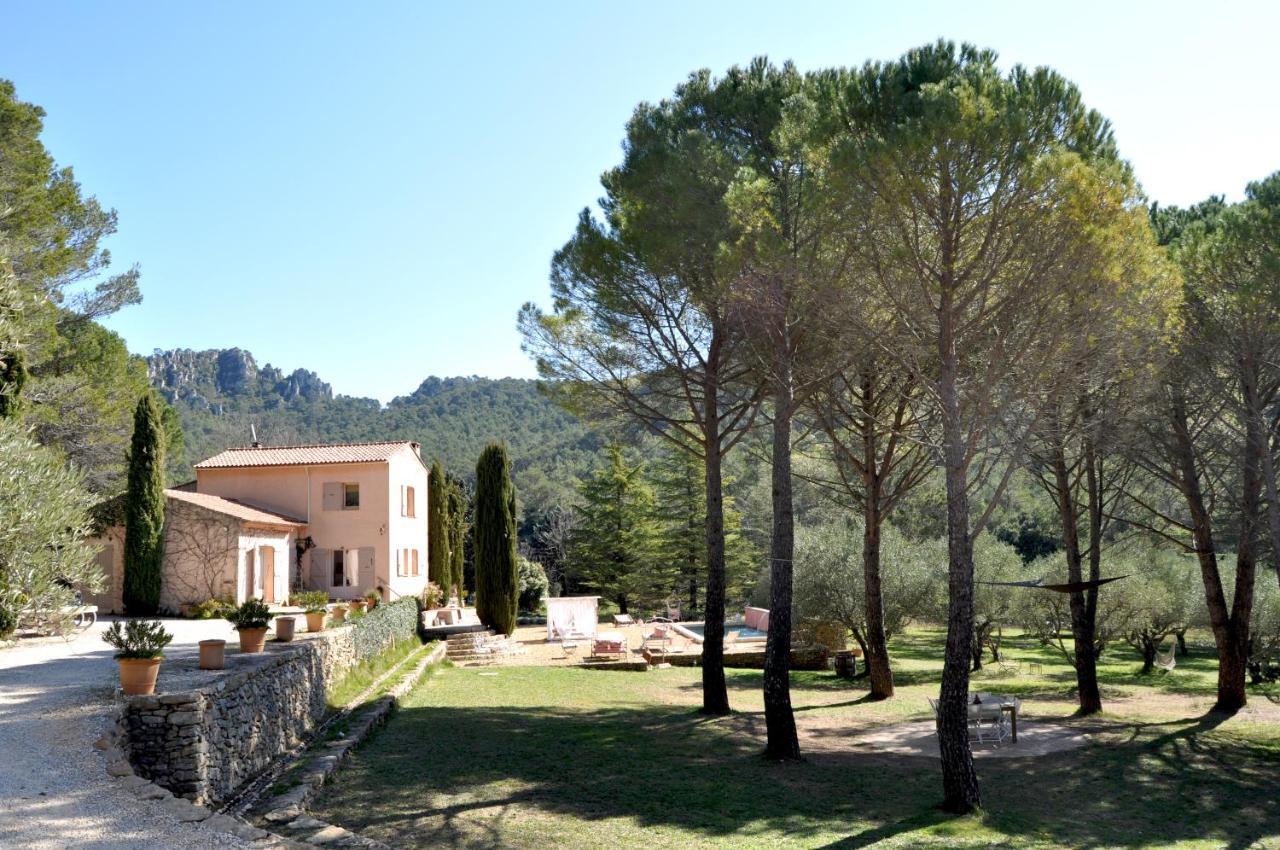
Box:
xmin=261 ymin=547 xmax=275 ymax=603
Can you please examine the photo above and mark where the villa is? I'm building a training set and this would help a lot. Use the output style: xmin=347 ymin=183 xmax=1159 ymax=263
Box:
xmin=90 ymin=440 xmax=431 ymax=613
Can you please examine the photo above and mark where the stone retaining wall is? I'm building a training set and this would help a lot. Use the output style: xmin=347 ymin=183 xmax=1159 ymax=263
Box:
xmin=120 ymin=599 xmax=418 ymax=806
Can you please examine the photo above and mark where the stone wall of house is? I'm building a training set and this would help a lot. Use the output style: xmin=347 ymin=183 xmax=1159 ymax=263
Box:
xmin=119 ymin=599 xmax=418 ymax=805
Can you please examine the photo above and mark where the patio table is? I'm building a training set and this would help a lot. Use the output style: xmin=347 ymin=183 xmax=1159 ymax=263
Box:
xmin=970 ymin=694 xmax=1021 ymax=742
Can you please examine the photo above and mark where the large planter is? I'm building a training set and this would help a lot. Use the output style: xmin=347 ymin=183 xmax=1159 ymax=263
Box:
xmin=275 ymin=616 xmax=297 ymax=642
xmin=331 ymin=606 xmax=348 ymax=624
xmin=199 ymin=639 xmax=226 ymax=670
xmin=237 ymin=627 xmax=269 ymax=654
xmin=305 ymin=611 xmax=326 ymax=632
xmin=118 ymin=658 xmax=162 ymax=695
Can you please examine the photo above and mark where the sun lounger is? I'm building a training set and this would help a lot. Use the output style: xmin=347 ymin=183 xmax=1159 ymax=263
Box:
xmin=592 ymin=630 xmax=628 ymax=659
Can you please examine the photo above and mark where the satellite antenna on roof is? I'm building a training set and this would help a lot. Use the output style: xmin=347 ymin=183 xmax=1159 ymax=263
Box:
xmin=250 ymin=424 xmax=262 ymax=449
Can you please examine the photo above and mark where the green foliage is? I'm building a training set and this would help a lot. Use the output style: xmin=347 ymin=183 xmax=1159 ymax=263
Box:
xmin=568 ymin=444 xmax=665 ymax=614
xmin=291 ymin=590 xmax=329 ymax=614
xmin=349 ymin=597 xmax=419 ymax=662
xmin=420 ymin=582 xmax=444 ymax=609
xmin=427 ymin=461 xmax=451 ymax=599
xmin=0 ymin=418 xmax=101 ymax=629
xmin=0 ymin=603 xmax=14 ymax=638
xmin=649 ymin=442 xmax=755 ymax=613
xmin=517 ymin=556 xmax=548 ymax=612
xmin=191 ymin=598 xmax=234 ymax=620
xmin=123 ymin=394 xmax=165 ymax=615
xmin=0 ymin=348 xmax=26 ymax=418
xmin=474 ymin=442 xmax=518 ymax=635
xmin=101 ymin=619 xmax=173 ymax=660
xmin=225 ymin=597 xmax=274 ymax=630
xmin=794 ymin=517 xmax=943 ymax=644
xmin=445 ymin=474 xmax=468 ymax=597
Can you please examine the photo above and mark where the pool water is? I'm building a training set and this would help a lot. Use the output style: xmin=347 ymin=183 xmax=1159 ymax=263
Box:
xmin=674 ymin=622 xmax=767 ymax=642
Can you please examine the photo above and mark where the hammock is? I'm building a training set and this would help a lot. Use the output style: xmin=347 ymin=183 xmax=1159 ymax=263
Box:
xmin=979 ymin=575 xmax=1129 ymax=594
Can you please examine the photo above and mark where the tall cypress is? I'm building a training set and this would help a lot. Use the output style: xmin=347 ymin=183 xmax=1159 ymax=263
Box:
xmin=446 ymin=474 xmax=468 ymax=599
xmin=123 ymin=394 xmax=166 ymax=614
xmin=426 ymin=461 xmax=451 ymax=600
xmin=473 ymin=442 xmax=517 ymax=635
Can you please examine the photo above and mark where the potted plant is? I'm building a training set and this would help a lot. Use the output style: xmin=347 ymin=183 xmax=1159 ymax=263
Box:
xmin=226 ymin=598 xmax=274 ymax=653
xmin=103 ymin=619 xmax=173 ymax=695
xmin=331 ymin=602 xmax=349 ymax=624
xmin=294 ymin=591 xmax=329 ymax=632
xmin=349 ymin=597 xmax=367 ymax=614
xmin=364 ymin=591 xmax=380 ymax=611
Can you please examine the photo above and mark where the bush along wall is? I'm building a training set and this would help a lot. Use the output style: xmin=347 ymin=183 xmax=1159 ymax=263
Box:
xmin=350 ymin=597 xmax=420 ymax=661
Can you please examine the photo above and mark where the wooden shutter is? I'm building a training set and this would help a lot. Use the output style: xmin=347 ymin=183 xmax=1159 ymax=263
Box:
xmin=322 ymin=482 xmax=342 ymax=511
xmin=399 ymin=485 xmax=406 ymax=517
xmin=358 ymin=547 xmax=375 ymax=590
xmin=310 ymin=548 xmax=329 ymax=589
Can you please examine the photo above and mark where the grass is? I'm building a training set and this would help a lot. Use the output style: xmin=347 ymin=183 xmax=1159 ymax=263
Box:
xmin=311 ymin=628 xmax=1280 ymax=849
xmin=325 ymin=637 xmax=429 ymax=709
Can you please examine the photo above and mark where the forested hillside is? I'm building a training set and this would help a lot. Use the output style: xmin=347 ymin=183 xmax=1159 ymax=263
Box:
xmin=148 ymin=348 xmax=605 ymax=514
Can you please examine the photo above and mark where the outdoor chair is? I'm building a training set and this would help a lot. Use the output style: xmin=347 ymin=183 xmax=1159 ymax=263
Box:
xmin=591 ymin=631 xmax=628 ymax=659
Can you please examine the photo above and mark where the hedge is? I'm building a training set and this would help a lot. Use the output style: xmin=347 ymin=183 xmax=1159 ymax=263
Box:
xmin=351 ymin=598 xmax=420 ymax=662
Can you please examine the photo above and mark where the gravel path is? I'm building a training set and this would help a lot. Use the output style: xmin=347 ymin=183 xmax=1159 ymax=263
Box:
xmin=0 ymin=617 xmax=256 ymax=849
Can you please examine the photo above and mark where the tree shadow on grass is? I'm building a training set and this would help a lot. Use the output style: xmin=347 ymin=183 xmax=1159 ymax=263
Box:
xmin=311 ymin=695 xmax=1280 ymax=850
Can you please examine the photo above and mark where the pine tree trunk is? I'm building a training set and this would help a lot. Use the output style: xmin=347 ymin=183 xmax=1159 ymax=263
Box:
xmin=861 ymin=516 xmax=894 ymax=699
xmin=936 ymin=310 xmax=981 ymax=812
xmin=763 ymin=365 xmax=800 ymax=761
xmin=1050 ymin=442 xmax=1102 ymax=714
xmin=701 ymin=422 xmax=730 ymax=716
xmin=860 ymin=372 xmax=895 ymax=700
xmin=1167 ymin=388 xmax=1249 ymax=713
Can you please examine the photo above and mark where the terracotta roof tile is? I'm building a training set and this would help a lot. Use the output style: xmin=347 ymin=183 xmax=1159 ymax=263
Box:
xmin=164 ymin=489 xmax=307 ymax=526
xmin=194 ymin=440 xmax=419 ymax=469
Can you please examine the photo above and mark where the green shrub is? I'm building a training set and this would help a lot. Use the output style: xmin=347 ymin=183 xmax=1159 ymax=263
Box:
xmin=292 ymin=590 xmax=329 ymax=613
xmin=420 ymin=581 xmax=444 ymax=610
xmin=226 ymin=597 xmax=274 ymax=630
xmin=518 ymin=557 xmax=548 ymax=613
xmin=351 ymin=597 xmax=420 ymax=661
xmin=192 ymin=598 xmax=234 ymax=619
xmin=0 ymin=603 xmax=15 ymax=639
xmin=102 ymin=619 xmax=173 ymax=659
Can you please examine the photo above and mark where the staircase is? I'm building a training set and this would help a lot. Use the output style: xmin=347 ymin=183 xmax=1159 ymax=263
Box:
xmin=445 ymin=630 xmax=528 ymax=666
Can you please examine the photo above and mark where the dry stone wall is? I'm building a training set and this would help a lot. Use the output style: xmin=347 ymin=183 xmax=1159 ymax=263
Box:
xmin=119 ymin=599 xmax=417 ymax=805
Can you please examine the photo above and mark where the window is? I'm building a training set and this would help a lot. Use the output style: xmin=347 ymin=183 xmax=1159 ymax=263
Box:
xmin=395 ymin=548 xmax=404 ymax=578
xmin=404 ymin=486 xmax=416 ymax=518
xmin=343 ymin=483 xmax=360 ymax=509
xmin=332 ymin=550 xmax=353 ymax=587
xmin=411 ymin=549 xmax=419 ymax=577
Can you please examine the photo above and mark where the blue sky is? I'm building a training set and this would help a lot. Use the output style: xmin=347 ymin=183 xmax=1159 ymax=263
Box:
xmin=5 ymin=1 xmax=1278 ymax=401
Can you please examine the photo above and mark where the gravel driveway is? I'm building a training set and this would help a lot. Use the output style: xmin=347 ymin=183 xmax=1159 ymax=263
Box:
xmin=0 ymin=617 xmax=256 ymax=849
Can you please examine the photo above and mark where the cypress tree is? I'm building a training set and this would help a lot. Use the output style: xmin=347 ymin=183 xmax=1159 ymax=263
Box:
xmin=426 ymin=461 xmax=451 ymax=600
xmin=446 ymin=474 xmax=468 ymax=599
xmin=473 ymin=442 xmax=518 ymax=635
xmin=123 ymin=393 xmax=166 ymax=614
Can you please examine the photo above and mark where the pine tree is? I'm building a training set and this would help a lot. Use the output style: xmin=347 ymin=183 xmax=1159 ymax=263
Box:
xmin=426 ymin=461 xmax=451 ymax=600
xmin=649 ymin=442 xmax=754 ymax=616
xmin=569 ymin=444 xmax=665 ymax=614
xmin=474 ymin=443 xmax=518 ymax=634
xmin=446 ymin=473 xmax=468 ymax=599
xmin=123 ymin=393 xmax=166 ymax=614
xmin=0 ymin=350 xmax=26 ymax=419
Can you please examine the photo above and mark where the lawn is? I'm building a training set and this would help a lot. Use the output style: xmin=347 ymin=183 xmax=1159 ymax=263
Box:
xmin=311 ymin=630 xmax=1280 ymax=849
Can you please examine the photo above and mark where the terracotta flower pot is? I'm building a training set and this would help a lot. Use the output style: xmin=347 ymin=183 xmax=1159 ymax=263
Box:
xmin=237 ymin=627 xmax=269 ymax=654
xmin=199 ymin=639 xmax=226 ymax=670
xmin=275 ymin=616 xmax=297 ymax=642
xmin=118 ymin=658 xmax=162 ymax=695
xmin=350 ymin=599 xmax=366 ymax=614
xmin=305 ymin=611 xmax=326 ymax=632
xmin=331 ymin=606 xmax=347 ymax=624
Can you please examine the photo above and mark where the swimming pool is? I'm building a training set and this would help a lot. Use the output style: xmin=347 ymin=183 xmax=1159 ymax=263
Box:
xmin=673 ymin=621 xmax=767 ymax=643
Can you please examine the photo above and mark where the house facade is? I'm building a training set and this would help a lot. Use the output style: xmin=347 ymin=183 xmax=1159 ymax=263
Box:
xmin=89 ymin=440 xmax=431 ymax=613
